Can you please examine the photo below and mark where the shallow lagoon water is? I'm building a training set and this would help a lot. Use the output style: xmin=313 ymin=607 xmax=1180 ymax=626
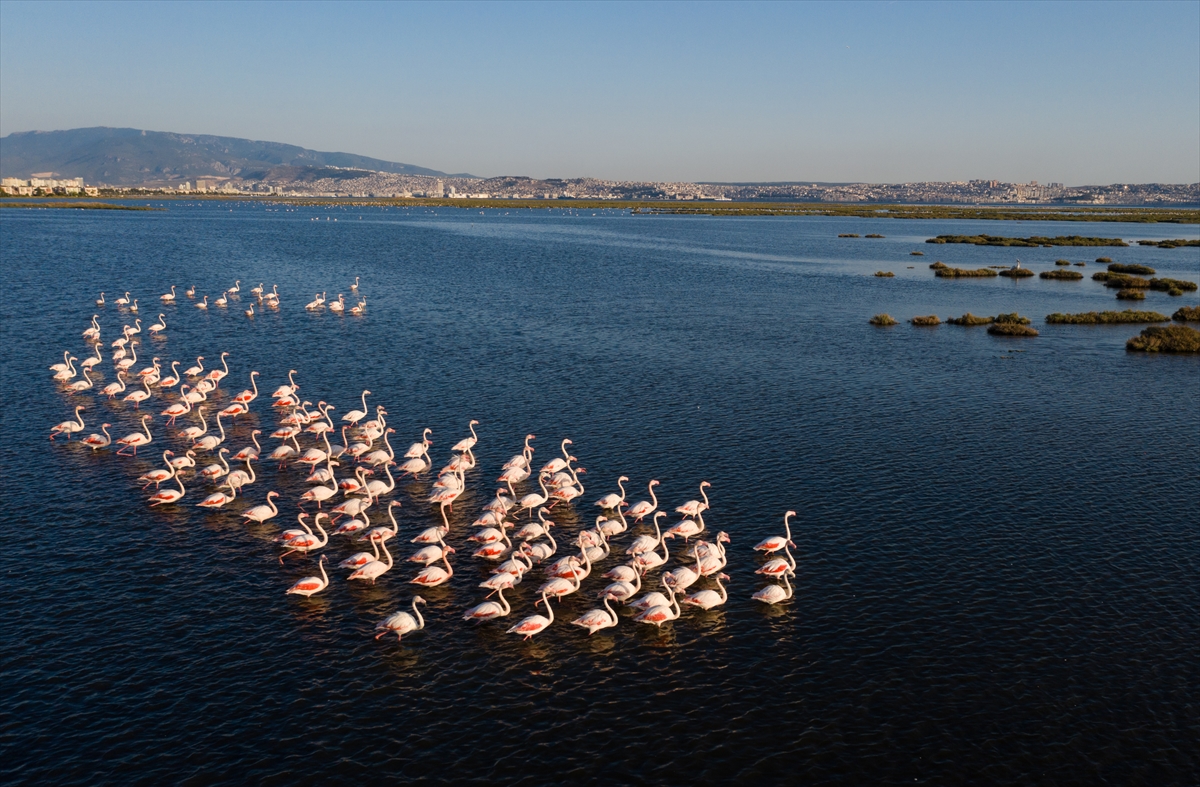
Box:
xmin=1 ymin=204 xmax=1198 ymax=784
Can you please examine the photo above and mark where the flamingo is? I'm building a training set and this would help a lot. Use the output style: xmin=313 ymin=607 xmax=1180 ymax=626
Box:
xmin=410 ymin=551 xmax=453 ymax=588
xmin=630 ymin=522 xmax=670 ymax=572
xmin=186 ymin=285 xmax=196 ymax=298
xmin=129 ymin=299 xmax=139 ymax=314
xmin=122 ymin=376 xmax=152 ymax=409
xmin=196 ymin=485 xmax=238 ymax=509
xmin=662 ymin=551 xmax=703 ymax=592
xmin=148 ymin=314 xmax=167 ymax=336
xmin=594 ymin=475 xmax=629 ymax=510
xmin=411 ymin=522 xmax=451 ymax=545
xmin=183 ymin=356 xmax=205 ymax=377
xmin=625 ymin=479 xmax=660 ymax=522
xmin=666 ymin=513 xmax=706 ymax=542
xmin=205 ymin=351 xmax=230 ymax=383
xmin=245 ymin=303 xmax=255 ymax=318
xmin=286 ymin=555 xmax=329 ymax=597
xmin=198 ymin=448 xmax=231 ymax=482
xmin=340 ymin=530 xmax=382 ymax=569
xmin=752 ymin=572 xmax=794 ymax=605
xmin=351 ymin=275 xmax=360 ymax=291
xmin=115 ymin=291 xmax=130 ymax=306
xmin=328 ymin=294 xmax=345 ymax=313
xmin=101 ymin=370 xmax=128 ymax=399
xmin=627 ymin=511 xmax=667 ymax=556
xmin=342 ymin=390 xmax=371 ymax=425
xmin=250 ymin=283 xmax=263 ymax=297
xmin=192 ymin=411 xmax=226 ymax=453
xmin=599 ymin=566 xmax=642 ymax=603
xmin=675 ymin=481 xmax=712 ymax=518
xmin=148 ymin=471 xmax=186 ymax=507
xmin=463 ymin=586 xmax=513 ymax=622
xmin=80 ymin=344 xmax=103 ymax=372
xmin=539 ymin=438 xmax=573 ymax=475
xmin=403 ymin=427 xmax=433 ymax=459
xmin=634 ymin=582 xmax=681 ymax=627
xmin=223 ymin=456 xmax=256 ymax=494
xmin=138 ymin=451 xmax=177 ymax=488
xmin=375 ymin=596 xmax=426 ymax=642
xmin=757 ymin=541 xmax=797 ymax=578
xmin=177 ymin=406 xmax=208 ymax=441
xmin=67 ymin=367 xmax=94 ymax=394
xmin=83 ymin=315 xmax=101 ymax=339
xmin=517 ymin=473 xmax=552 ymax=519
xmin=572 ymin=594 xmax=619 ymax=635
xmin=300 ymin=456 xmax=339 ymax=509
xmin=242 ymin=491 xmax=280 ymax=523
xmin=50 ymin=350 xmax=73 ymax=373
xmin=231 ymin=371 xmax=259 ymax=404
xmin=683 ymin=573 xmax=731 ymax=610
xmin=451 ymin=419 xmax=480 ymax=453
xmin=158 ymin=361 xmax=182 ymax=389
xmin=537 ymin=561 xmax=582 ymax=601
xmin=215 ymin=291 xmax=228 ymax=308
xmin=116 ymin=415 xmax=153 ymax=455
xmin=96 ymin=292 xmax=106 ymax=306
xmin=507 ymin=590 xmax=554 ymax=640
xmin=160 ymin=285 xmax=176 ymax=302
xmin=279 ymin=513 xmax=330 ymax=562
xmin=53 ymin=356 xmax=79 ymax=381
xmin=196 ymin=295 xmax=209 ymax=310
xmin=348 ymin=534 xmax=394 ymax=584
xmin=502 ymin=434 xmax=536 ymax=471
xmin=82 ymin=423 xmax=112 ymax=450
xmin=753 ymin=510 xmax=797 ymax=554
xmin=233 ymin=430 xmax=262 ymax=462
xmin=169 ymin=450 xmax=197 ymax=472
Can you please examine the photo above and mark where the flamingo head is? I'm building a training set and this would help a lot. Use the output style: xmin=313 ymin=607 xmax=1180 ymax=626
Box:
xmin=701 ymin=481 xmax=711 ymax=488
xmin=390 ymin=501 xmax=402 ymax=508
xmin=650 ymin=479 xmax=660 ymax=487
xmin=719 ymin=573 xmax=731 ymax=581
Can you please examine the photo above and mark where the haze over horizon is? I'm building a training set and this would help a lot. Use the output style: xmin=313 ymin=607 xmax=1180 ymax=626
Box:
xmin=1 ymin=1 xmax=1198 ymax=185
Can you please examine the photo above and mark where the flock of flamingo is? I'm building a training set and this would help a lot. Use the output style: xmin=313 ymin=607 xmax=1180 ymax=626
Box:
xmin=49 ymin=279 xmax=797 ymax=644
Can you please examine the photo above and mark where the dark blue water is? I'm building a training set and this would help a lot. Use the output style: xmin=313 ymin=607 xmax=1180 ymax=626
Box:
xmin=2 ymin=203 xmax=1198 ymax=785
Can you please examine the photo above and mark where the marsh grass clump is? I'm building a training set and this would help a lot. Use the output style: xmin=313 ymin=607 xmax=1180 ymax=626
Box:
xmin=865 ymin=233 xmax=885 ymax=238
xmin=1150 ymin=277 xmax=1198 ymax=292
xmin=947 ymin=313 xmax=994 ymax=326
xmin=1096 ymin=257 xmax=1113 ymax=263
xmin=994 ymin=312 xmax=1031 ymax=325
xmin=910 ymin=315 xmax=941 ymax=326
xmin=870 ymin=313 xmax=898 ymax=326
xmin=1045 ymin=310 xmax=1168 ymax=324
xmin=1055 ymin=259 xmax=1072 ymax=265
xmin=1126 ymin=324 xmax=1200 ymax=353
xmin=1108 ymin=263 xmax=1156 ymax=275
xmin=988 ymin=322 xmax=1039 ymax=337
xmin=930 ymin=261 xmax=947 ymax=269
xmin=874 ymin=271 xmax=895 ymax=277
xmin=1074 ymin=261 xmax=1087 ymax=266
xmin=999 ymin=267 xmax=1035 ymax=278
xmin=910 ymin=251 xmax=925 ymax=256
xmin=1172 ymin=305 xmax=1200 ymax=322
xmin=1116 ymin=289 xmax=1146 ymax=301
xmin=927 ymin=235 xmax=1128 ymax=247
xmin=934 ymin=266 xmax=999 ymax=278
xmin=1040 ymin=269 xmax=1084 ymax=280
xmin=838 ymin=233 xmax=860 ymax=238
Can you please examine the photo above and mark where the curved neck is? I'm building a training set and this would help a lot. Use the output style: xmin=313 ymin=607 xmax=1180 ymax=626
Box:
xmin=413 ymin=599 xmax=424 ymax=628
xmin=498 ymin=587 xmax=510 ymax=614
xmin=544 ymin=594 xmax=554 ymax=623
xmin=649 ymin=484 xmax=658 ymax=508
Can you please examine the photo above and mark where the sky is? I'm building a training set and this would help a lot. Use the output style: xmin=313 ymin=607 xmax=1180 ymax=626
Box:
xmin=1 ymin=1 xmax=1198 ymax=184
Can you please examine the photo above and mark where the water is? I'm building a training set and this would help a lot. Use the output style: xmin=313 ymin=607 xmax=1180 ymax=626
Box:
xmin=2 ymin=203 xmax=1198 ymax=784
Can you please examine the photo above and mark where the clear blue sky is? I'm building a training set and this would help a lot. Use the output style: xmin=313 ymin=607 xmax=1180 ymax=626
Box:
xmin=2 ymin=1 xmax=1197 ymax=184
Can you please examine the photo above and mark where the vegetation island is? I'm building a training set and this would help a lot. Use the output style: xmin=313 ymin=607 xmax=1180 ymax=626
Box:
xmin=1173 ymin=305 xmax=1200 ymax=322
xmin=1116 ymin=289 xmax=1147 ymax=300
xmin=1046 ymin=310 xmax=1168 ymax=324
xmin=1054 ymin=259 xmax=1072 ymax=265
xmin=869 ymin=314 xmax=898 ymax=326
xmin=988 ymin=315 xmax=1039 ymax=337
xmin=910 ymin=315 xmax=941 ymax=326
xmin=926 ymin=234 xmax=1129 ymax=247
xmin=1040 ymin=269 xmax=1084 ymax=280
xmin=947 ymin=313 xmax=995 ymax=325
xmin=874 ymin=271 xmax=894 ymax=277
xmin=1137 ymin=239 xmax=1200 ymax=248
xmin=1108 ymin=263 xmax=1156 ymax=275
xmin=865 ymin=233 xmax=885 ymax=238
xmin=931 ymin=262 xmax=998 ymax=278
xmin=838 ymin=233 xmax=860 ymax=238
xmin=1126 ymin=324 xmax=1200 ymax=353
xmin=0 ymin=201 xmax=157 ymax=211
xmin=999 ymin=266 xmax=1035 ymax=278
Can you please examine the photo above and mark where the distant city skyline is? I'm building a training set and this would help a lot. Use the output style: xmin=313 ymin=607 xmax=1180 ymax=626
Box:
xmin=1 ymin=1 xmax=1197 ymax=184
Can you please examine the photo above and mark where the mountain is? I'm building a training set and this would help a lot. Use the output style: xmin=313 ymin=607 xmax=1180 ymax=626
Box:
xmin=0 ymin=127 xmax=470 ymax=185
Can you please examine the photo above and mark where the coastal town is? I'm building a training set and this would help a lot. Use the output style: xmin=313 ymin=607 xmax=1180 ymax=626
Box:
xmin=2 ymin=171 xmax=1197 ymax=206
